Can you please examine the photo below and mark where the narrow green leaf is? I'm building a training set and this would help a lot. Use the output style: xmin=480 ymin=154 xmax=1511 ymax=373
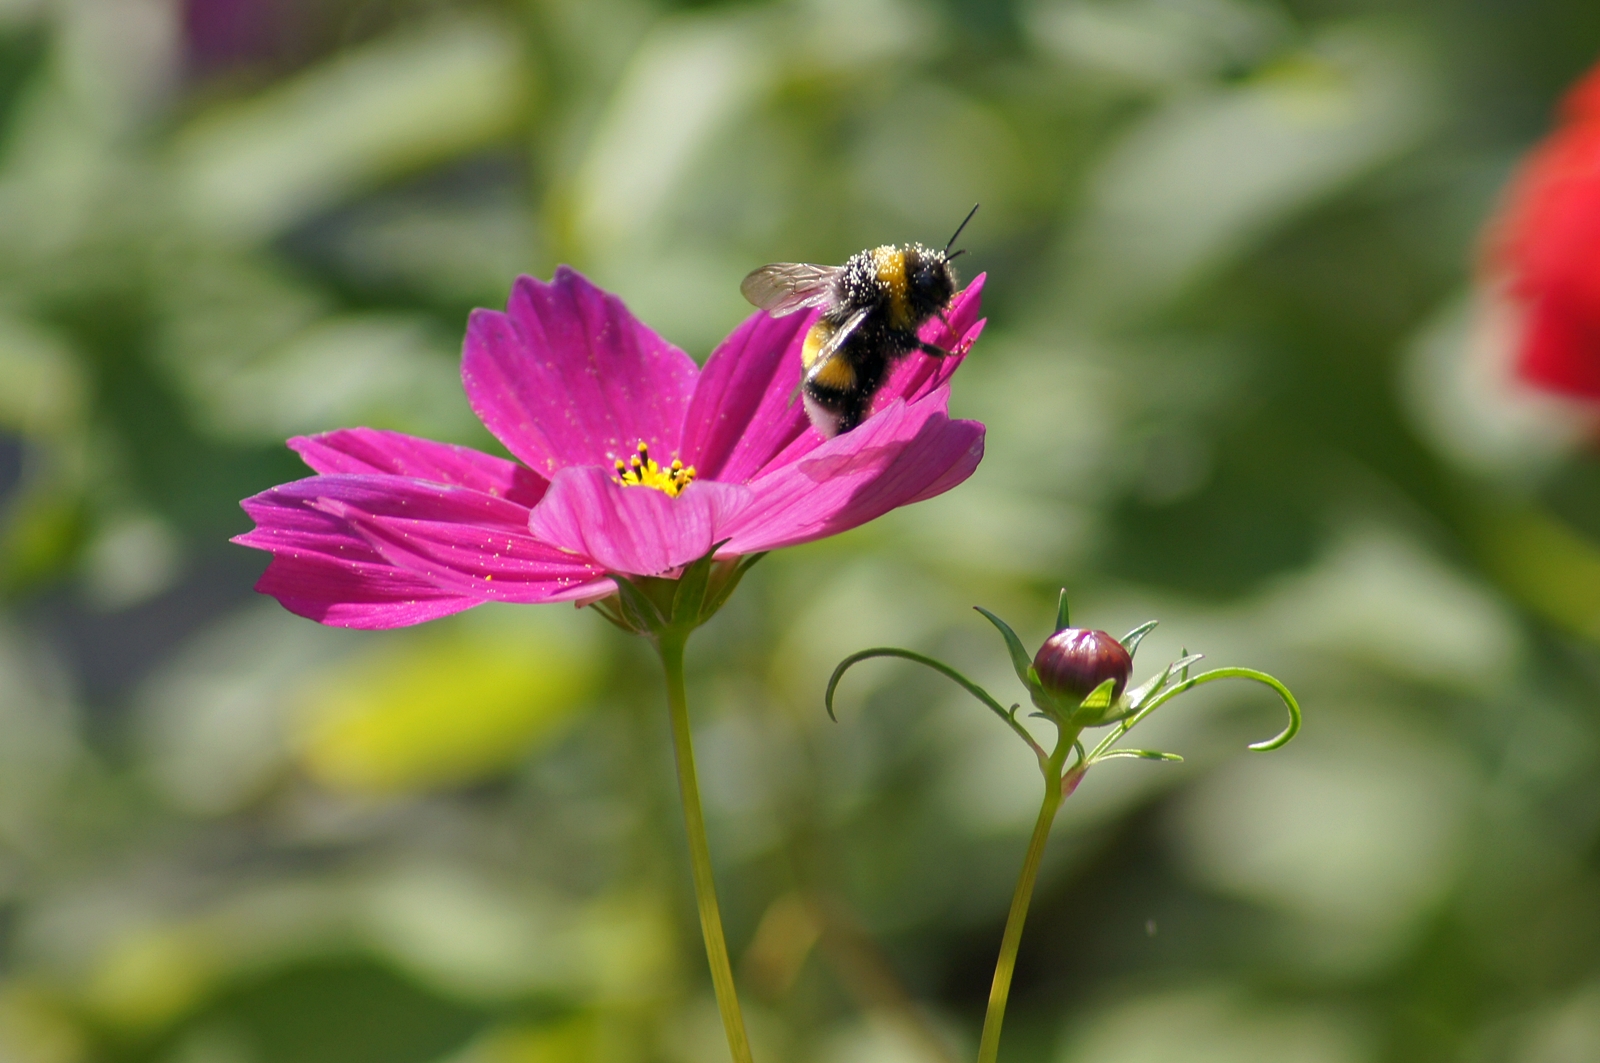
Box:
xmin=1096 ymin=749 xmax=1184 ymax=762
xmin=1120 ymin=620 xmax=1158 ymax=657
xmin=1124 ymin=664 xmax=1172 ymax=711
xmin=974 ymin=606 xmax=1036 ymax=689
xmin=825 ymin=646 xmax=1046 ymax=760
xmin=1121 ymin=666 xmax=1302 ymax=752
xmin=1054 ymin=588 xmax=1071 ymax=632
xmin=1168 ymin=653 xmax=1204 ymax=676
xmin=826 ymin=647 xmax=1000 ymax=723
xmin=1123 ymin=655 xmax=1200 ymax=712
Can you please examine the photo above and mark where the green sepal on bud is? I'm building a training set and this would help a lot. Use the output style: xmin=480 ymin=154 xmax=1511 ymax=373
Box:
xmin=1076 ymin=676 xmax=1119 ymax=719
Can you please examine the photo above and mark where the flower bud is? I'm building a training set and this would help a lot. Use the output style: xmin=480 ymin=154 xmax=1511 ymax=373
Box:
xmin=1033 ymin=628 xmax=1132 ymax=703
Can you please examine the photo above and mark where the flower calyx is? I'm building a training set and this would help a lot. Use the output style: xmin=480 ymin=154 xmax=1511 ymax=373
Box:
xmin=589 ymin=539 xmax=766 ymax=640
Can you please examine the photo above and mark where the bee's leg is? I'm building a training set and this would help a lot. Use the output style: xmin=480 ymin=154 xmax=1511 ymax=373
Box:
xmin=917 ymin=341 xmax=954 ymax=358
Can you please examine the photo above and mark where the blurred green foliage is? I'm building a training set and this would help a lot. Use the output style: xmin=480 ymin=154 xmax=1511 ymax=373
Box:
xmin=4 ymin=0 xmax=1600 ymax=1061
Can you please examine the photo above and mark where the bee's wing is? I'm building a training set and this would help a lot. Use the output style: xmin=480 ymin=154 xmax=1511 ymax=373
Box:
xmin=795 ymin=308 xmax=868 ymax=402
xmin=740 ymin=262 xmax=841 ymax=317
xmin=813 ymin=306 xmax=868 ymax=366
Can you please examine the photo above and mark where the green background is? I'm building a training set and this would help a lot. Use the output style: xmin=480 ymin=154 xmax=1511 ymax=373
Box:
xmin=2 ymin=1 xmax=1600 ymax=1061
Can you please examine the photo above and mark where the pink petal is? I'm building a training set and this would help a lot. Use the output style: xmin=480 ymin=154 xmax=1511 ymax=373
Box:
xmin=237 ymin=474 xmax=606 ymax=619
xmin=876 ymin=274 xmax=987 ymax=411
xmin=254 ymin=554 xmax=481 ymax=630
xmin=679 ymin=309 xmax=816 ymax=483
xmin=527 ymin=467 xmax=754 ymax=577
xmin=290 ymin=428 xmax=548 ymax=507
xmin=720 ymin=386 xmax=985 ymax=554
xmin=247 ymin=474 xmax=534 ymax=532
xmin=238 ymin=484 xmax=485 ymax=629
xmin=462 ymin=267 xmax=700 ymax=478
xmin=309 ymin=495 xmax=610 ymax=604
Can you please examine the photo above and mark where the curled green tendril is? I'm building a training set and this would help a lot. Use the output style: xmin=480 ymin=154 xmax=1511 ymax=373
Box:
xmin=826 ymin=647 xmax=1046 ymax=760
xmin=1090 ymin=666 xmax=1300 ymax=763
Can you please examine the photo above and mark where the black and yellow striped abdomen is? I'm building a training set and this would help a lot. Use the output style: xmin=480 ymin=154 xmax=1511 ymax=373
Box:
xmin=797 ymin=241 xmax=958 ymax=437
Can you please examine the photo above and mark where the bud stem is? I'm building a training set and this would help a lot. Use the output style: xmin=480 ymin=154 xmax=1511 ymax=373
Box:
xmin=976 ymin=736 xmax=1075 ymax=1063
xmin=657 ymin=632 xmax=755 ymax=1063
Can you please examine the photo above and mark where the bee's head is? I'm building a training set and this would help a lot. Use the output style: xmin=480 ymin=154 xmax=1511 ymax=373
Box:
xmin=903 ymin=243 xmax=957 ymax=320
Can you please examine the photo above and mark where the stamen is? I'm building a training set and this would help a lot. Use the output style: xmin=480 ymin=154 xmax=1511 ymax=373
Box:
xmin=613 ymin=439 xmax=697 ymax=497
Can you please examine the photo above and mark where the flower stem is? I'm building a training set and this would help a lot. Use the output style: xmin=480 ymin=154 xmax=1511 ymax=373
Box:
xmin=976 ymin=754 xmax=1067 ymax=1063
xmin=657 ymin=632 xmax=755 ymax=1063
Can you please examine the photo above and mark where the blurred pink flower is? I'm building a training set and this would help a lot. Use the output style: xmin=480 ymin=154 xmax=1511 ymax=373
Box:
xmin=1486 ymin=61 xmax=1600 ymax=399
xmin=235 ymin=268 xmax=987 ymax=629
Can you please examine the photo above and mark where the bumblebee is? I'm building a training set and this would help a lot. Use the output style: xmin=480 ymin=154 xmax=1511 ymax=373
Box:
xmin=740 ymin=205 xmax=977 ymax=437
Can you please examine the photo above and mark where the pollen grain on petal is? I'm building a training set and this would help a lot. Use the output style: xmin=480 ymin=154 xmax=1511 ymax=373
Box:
xmin=614 ymin=440 xmax=697 ymax=497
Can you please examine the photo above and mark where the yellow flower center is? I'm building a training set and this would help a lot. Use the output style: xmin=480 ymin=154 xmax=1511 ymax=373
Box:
xmin=614 ymin=441 xmax=696 ymax=497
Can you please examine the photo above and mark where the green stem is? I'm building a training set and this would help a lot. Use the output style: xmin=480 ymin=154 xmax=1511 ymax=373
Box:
xmin=976 ymin=747 xmax=1068 ymax=1063
xmin=658 ymin=632 xmax=755 ymax=1063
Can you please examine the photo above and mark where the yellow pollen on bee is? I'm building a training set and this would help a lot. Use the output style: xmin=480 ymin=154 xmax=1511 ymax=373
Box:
xmin=871 ymin=245 xmax=912 ymax=329
xmin=614 ymin=440 xmax=696 ymax=497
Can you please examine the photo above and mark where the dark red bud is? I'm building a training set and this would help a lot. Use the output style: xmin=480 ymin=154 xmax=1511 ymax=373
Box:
xmin=1033 ymin=628 xmax=1132 ymax=702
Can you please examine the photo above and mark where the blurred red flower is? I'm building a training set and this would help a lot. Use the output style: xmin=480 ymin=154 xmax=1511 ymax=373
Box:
xmin=1487 ymin=61 xmax=1600 ymax=399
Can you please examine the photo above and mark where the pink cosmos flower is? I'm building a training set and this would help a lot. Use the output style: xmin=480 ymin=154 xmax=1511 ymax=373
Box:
xmin=234 ymin=267 xmax=987 ymax=629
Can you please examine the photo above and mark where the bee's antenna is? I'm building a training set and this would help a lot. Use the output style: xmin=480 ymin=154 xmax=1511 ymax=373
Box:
xmin=947 ymin=249 xmax=967 ymax=261
xmin=945 ymin=203 xmax=980 ymax=255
